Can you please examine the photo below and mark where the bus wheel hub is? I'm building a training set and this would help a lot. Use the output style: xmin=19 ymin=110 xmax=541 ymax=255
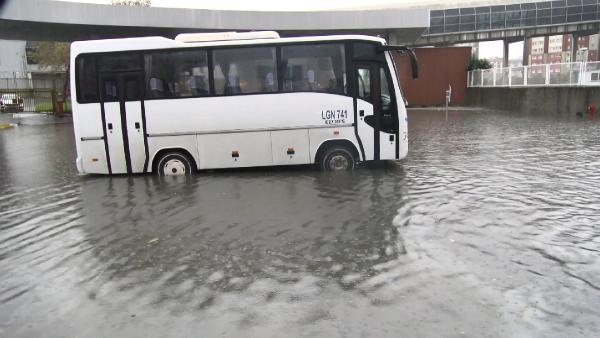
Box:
xmin=329 ymin=155 xmax=348 ymax=171
xmin=164 ymin=159 xmax=186 ymax=175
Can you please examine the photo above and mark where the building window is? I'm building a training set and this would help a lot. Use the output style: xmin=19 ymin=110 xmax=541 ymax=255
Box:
xmin=25 ymin=41 xmax=38 ymax=65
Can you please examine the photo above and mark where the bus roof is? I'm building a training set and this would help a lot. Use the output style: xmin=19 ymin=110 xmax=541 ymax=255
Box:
xmin=71 ymin=34 xmax=387 ymax=55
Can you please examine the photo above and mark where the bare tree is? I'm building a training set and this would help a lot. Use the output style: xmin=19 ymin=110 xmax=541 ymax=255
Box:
xmin=111 ymin=0 xmax=151 ymax=6
xmin=30 ymin=42 xmax=69 ymax=72
xmin=29 ymin=42 xmax=71 ymax=115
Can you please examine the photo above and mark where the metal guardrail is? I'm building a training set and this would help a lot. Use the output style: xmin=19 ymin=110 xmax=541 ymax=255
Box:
xmin=0 ymin=71 xmax=28 ymax=78
xmin=468 ymin=61 xmax=600 ymax=87
xmin=0 ymin=77 xmax=66 ymax=90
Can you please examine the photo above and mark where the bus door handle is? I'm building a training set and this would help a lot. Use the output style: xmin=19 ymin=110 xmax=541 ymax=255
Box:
xmin=134 ymin=122 xmax=140 ymax=130
xmin=359 ymin=110 xmax=365 ymax=117
xmin=107 ymin=123 xmax=113 ymax=132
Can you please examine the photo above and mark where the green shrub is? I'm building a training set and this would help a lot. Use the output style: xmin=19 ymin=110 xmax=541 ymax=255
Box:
xmin=467 ymin=58 xmax=493 ymax=71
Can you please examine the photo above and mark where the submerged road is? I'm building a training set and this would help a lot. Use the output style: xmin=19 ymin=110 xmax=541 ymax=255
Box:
xmin=0 ymin=110 xmax=599 ymax=337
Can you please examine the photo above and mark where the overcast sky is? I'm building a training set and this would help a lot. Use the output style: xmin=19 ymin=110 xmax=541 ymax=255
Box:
xmin=59 ymin=0 xmax=537 ymax=11
xmin=60 ymin=0 xmax=439 ymax=10
xmin=481 ymin=41 xmax=523 ymax=60
xmin=59 ymin=0 xmax=527 ymax=59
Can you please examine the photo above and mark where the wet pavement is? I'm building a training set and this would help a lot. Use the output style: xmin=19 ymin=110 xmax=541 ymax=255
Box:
xmin=0 ymin=110 xmax=599 ymax=337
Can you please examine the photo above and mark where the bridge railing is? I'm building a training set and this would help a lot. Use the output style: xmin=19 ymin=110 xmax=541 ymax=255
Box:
xmin=468 ymin=61 xmax=600 ymax=87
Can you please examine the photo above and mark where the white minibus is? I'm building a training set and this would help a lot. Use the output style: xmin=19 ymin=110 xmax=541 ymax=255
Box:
xmin=70 ymin=31 xmax=417 ymax=175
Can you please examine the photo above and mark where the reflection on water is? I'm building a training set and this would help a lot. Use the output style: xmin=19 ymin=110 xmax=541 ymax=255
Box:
xmin=0 ymin=110 xmax=599 ymax=337
xmin=77 ymin=171 xmax=407 ymax=292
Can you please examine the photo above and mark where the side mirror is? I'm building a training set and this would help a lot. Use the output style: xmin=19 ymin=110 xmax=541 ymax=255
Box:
xmin=407 ymin=49 xmax=419 ymax=80
xmin=377 ymin=45 xmax=419 ymax=80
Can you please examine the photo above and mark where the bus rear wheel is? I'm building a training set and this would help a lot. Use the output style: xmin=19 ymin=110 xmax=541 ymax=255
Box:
xmin=319 ymin=146 xmax=356 ymax=172
xmin=155 ymin=152 xmax=194 ymax=176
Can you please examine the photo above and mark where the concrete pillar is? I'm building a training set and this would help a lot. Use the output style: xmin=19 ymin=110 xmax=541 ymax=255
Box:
xmin=571 ymin=33 xmax=578 ymax=62
xmin=503 ymin=39 xmax=510 ymax=67
xmin=472 ymin=42 xmax=480 ymax=59
xmin=522 ymin=36 xmax=529 ymax=66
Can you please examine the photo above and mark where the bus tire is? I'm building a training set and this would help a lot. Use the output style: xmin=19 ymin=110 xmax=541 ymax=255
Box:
xmin=155 ymin=151 xmax=194 ymax=176
xmin=319 ymin=146 xmax=356 ymax=172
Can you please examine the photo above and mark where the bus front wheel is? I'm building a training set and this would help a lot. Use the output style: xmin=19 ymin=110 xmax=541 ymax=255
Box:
xmin=155 ymin=152 xmax=194 ymax=176
xmin=319 ymin=146 xmax=356 ymax=172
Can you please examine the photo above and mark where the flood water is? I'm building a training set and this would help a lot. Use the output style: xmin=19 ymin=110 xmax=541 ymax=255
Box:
xmin=0 ymin=110 xmax=599 ymax=337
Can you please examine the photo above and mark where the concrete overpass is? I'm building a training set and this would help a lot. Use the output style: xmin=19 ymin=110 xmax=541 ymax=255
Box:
xmin=414 ymin=0 xmax=600 ymax=64
xmin=0 ymin=0 xmax=429 ymax=44
xmin=417 ymin=20 xmax=600 ymax=46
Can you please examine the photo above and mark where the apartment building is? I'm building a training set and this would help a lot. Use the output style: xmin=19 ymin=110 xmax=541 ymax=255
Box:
xmin=576 ymin=35 xmax=599 ymax=62
xmin=527 ymin=33 xmax=598 ymax=70
xmin=528 ymin=36 xmax=546 ymax=74
xmin=590 ymin=35 xmax=599 ymax=62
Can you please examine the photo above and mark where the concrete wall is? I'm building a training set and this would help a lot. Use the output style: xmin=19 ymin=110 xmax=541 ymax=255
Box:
xmin=394 ymin=47 xmax=471 ymax=107
xmin=0 ymin=40 xmax=26 ymax=75
xmin=466 ymin=87 xmax=600 ymax=114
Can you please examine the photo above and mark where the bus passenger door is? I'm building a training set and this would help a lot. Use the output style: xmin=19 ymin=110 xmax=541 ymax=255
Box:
xmin=354 ymin=62 xmax=398 ymax=161
xmin=356 ymin=62 xmax=381 ymax=160
xmin=355 ymin=63 xmax=378 ymax=160
xmin=378 ymin=66 xmax=399 ymax=160
xmin=100 ymin=72 xmax=147 ymax=174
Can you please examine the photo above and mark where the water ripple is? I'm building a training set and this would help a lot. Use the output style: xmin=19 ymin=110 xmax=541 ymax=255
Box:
xmin=0 ymin=111 xmax=599 ymax=336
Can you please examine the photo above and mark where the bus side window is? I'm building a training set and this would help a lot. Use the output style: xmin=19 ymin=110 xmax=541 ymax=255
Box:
xmin=281 ymin=44 xmax=346 ymax=94
xmin=212 ymin=47 xmax=277 ymax=95
xmin=357 ymin=68 xmax=371 ymax=101
xmin=100 ymin=54 xmax=140 ymax=71
xmin=379 ymin=67 xmax=392 ymax=112
xmin=224 ymin=63 xmax=241 ymax=95
xmin=353 ymin=43 xmax=377 ymax=59
xmin=144 ymin=50 xmax=209 ymax=99
xmin=379 ymin=67 xmax=396 ymax=132
xmin=102 ymin=78 xmax=118 ymax=101
xmin=124 ymin=76 xmax=140 ymax=101
xmin=76 ymin=55 xmax=98 ymax=103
